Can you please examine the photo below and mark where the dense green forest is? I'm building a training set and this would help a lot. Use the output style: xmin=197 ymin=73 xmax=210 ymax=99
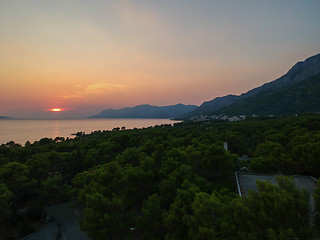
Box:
xmin=1 ymin=115 xmax=320 ymax=239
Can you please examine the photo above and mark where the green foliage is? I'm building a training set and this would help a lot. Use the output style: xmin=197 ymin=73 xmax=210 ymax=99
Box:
xmin=214 ymin=73 xmax=320 ymax=116
xmin=187 ymin=191 xmax=235 ymax=240
xmin=314 ymin=179 xmax=320 ymax=233
xmin=26 ymin=153 xmax=51 ymax=181
xmin=251 ymin=141 xmax=286 ymax=173
xmin=0 ymin=162 xmax=36 ymax=194
xmin=1 ymin=115 xmax=320 ymax=238
xmin=38 ymin=173 xmax=70 ymax=204
xmin=0 ymin=183 xmax=13 ymax=221
xmin=233 ymin=176 xmax=313 ymax=239
xmin=163 ymin=180 xmax=200 ymax=240
xmin=139 ymin=194 xmax=164 ymax=239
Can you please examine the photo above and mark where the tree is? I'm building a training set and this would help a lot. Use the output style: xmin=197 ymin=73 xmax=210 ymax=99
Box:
xmin=138 ymin=193 xmax=164 ymax=240
xmin=292 ymin=141 xmax=320 ymax=176
xmin=26 ymin=153 xmax=51 ymax=181
xmin=38 ymin=173 xmax=69 ymax=203
xmin=0 ymin=162 xmax=35 ymax=194
xmin=188 ymin=191 xmax=235 ymax=240
xmin=200 ymin=144 xmax=237 ymax=182
xmin=0 ymin=184 xmax=14 ymax=237
xmin=251 ymin=141 xmax=288 ymax=173
xmin=81 ymin=192 xmax=128 ymax=240
xmin=163 ymin=180 xmax=200 ymax=240
xmin=233 ymin=176 xmax=313 ymax=239
xmin=0 ymin=183 xmax=13 ymax=222
xmin=314 ymin=179 xmax=320 ymax=234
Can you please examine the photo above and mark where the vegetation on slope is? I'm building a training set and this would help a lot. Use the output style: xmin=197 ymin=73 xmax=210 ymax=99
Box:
xmin=214 ymin=74 xmax=320 ymax=116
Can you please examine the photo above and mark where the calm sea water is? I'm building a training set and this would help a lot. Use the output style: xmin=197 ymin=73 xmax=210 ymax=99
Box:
xmin=0 ymin=118 xmax=179 ymax=145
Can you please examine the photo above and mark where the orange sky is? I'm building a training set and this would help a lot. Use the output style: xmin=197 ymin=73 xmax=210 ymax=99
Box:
xmin=0 ymin=1 xmax=319 ymax=118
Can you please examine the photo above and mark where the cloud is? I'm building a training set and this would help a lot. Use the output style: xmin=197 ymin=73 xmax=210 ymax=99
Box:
xmin=112 ymin=0 xmax=162 ymax=30
xmin=85 ymin=82 xmax=110 ymax=94
xmin=61 ymin=94 xmax=83 ymax=99
xmin=59 ymin=82 xmax=128 ymax=99
xmin=85 ymin=82 xmax=127 ymax=94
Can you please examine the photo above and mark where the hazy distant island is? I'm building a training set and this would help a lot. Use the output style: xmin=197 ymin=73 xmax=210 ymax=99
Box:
xmin=0 ymin=116 xmax=11 ymax=119
xmin=89 ymin=103 xmax=198 ymax=119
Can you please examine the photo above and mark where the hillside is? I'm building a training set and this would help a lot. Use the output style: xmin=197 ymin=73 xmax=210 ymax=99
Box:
xmin=211 ymin=73 xmax=320 ymax=116
xmin=89 ymin=103 xmax=198 ymax=119
xmin=185 ymin=53 xmax=320 ymax=118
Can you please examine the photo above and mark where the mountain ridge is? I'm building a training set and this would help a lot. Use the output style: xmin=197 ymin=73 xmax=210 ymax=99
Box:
xmin=185 ymin=53 xmax=320 ymax=118
xmin=89 ymin=103 xmax=198 ymax=119
xmin=216 ymin=73 xmax=320 ymax=116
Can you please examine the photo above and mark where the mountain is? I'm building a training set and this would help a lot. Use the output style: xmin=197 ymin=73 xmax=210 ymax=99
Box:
xmin=215 ymin=73 xmax=320 ymax=116
xmin=185 ymin=53 xmax=320 ymax=118
xmin=89 ymin=104 xmax=198 ymax=119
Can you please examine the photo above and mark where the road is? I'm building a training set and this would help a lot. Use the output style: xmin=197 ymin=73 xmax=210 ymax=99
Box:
xmin=46 ymin=202 xmax=90 ymax=240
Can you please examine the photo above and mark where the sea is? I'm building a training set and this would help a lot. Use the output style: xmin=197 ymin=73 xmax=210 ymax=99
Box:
xmin=0 ymin=118 xmax=179 ymax=145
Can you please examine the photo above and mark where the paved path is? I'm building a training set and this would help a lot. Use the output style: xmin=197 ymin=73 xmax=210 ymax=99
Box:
xmin=46 ymin=202 xmax=90 ymax=240
xmin=21 ymin=223 xmax=59 ymax=240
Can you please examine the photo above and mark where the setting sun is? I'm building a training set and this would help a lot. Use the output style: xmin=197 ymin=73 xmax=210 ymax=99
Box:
xmin=51 ymin=108 xmax=63 ymax=112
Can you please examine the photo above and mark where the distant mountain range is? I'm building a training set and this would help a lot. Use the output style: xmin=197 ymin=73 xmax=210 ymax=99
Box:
xmin=89 ymin=104 xmax=198 ymax=119
xmin=183 ymin=53 xmax=320 ymax=118
xmin=90 ymin=53 xmax=320 ymax=120
xmin=0 ymin=116 xmax=11 ymax=119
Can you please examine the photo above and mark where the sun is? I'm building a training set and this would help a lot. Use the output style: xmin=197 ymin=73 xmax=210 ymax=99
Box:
xmin=51 ymin=108 xmax=63 ymax=112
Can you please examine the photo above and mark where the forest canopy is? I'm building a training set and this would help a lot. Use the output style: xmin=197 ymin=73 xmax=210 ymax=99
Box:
xmin=1 ymin=115 xmax=320 ymax=239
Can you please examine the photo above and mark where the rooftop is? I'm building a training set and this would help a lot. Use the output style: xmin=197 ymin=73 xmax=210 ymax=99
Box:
xmin=235 ymin=172 xmax=318 ymax=213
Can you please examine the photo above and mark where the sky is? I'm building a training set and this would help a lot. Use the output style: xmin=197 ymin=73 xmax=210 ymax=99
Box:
xmin=0 ymin=0 xmax=319 ymax=118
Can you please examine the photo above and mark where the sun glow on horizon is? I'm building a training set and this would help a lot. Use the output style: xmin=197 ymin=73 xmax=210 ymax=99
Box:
xmin=50 ymin=108 xmax=63 ymax=112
